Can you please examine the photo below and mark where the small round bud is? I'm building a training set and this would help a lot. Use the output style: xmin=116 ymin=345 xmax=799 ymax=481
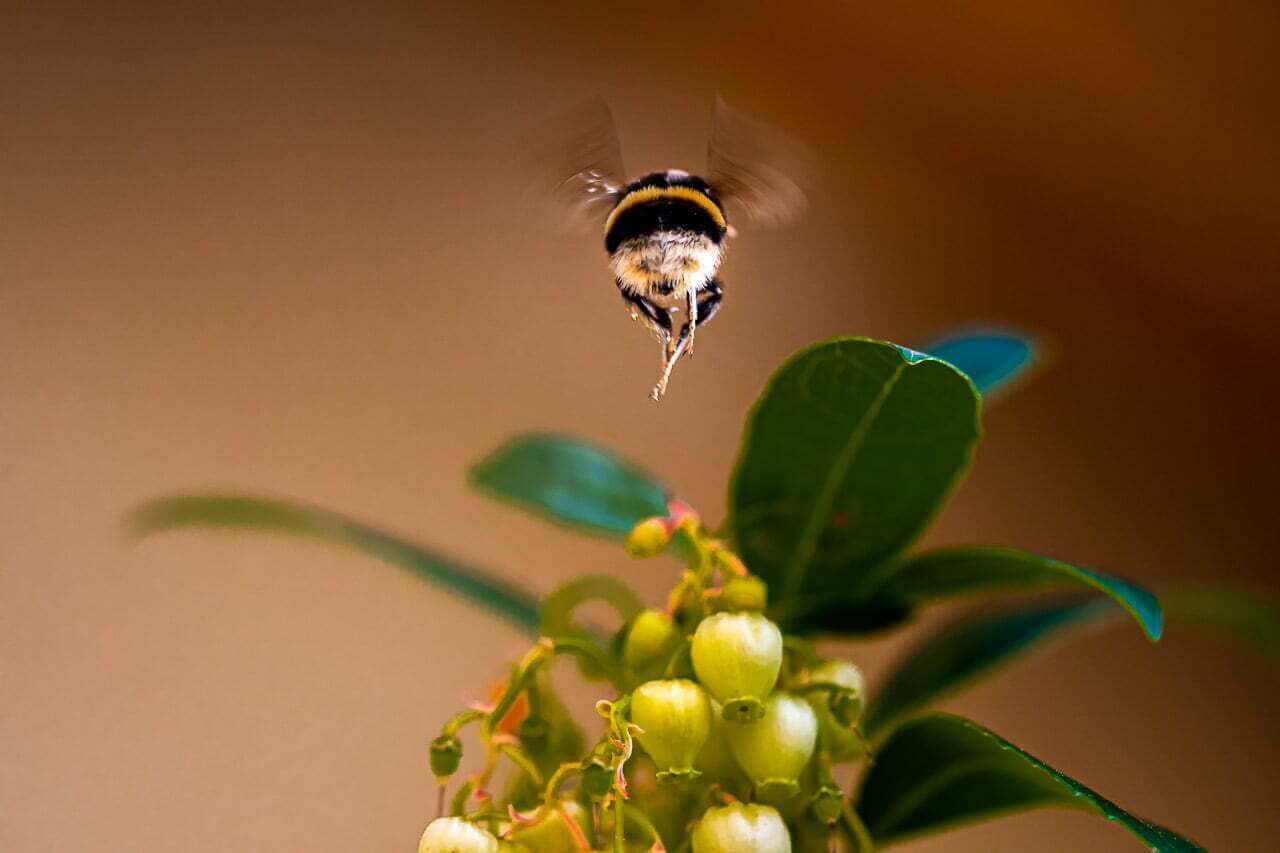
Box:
xmin=580 ymin=757 xmax=614 ymax=799
xmin=508 ymin=801 xmax=587 ymax=853
xmin=715 ymin=575 xmax=768 ymax=613
xmin=623 ymin=609 xmax=678 ymax=674
xmin=516 ymin=715 xmax=550 ymax=752
xmin=429 ymin=734 xmax=463 ymax=779
xmin=725 ymin=693 xmax=818 ymax=801
xmin=692 ymin=803 xmax=791 ymax=853
xmin=630 ymin=679 xmax=712 ymax=781
xmin=625 ymin=517 xmax=672 ymax=558
xmin=691 ymin=612 xmax=783 ymax=723
xmin=810 ymin=785 xmax=844 ymax=825
xmin=799 ymin=659 xmax=866 ymax=763
xmin=419 ymin=817 xmax=499 ymax=853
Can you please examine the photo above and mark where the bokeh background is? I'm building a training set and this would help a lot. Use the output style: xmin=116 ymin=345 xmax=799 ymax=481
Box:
xmin=4 ymin=2 xmax=1278 ymax=850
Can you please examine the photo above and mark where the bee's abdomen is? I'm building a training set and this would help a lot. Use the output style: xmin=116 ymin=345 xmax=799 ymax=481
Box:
xmin=604 ymin=176 xmax=727 ymax=254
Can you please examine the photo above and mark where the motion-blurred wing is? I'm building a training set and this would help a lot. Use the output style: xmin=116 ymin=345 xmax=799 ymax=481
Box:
xmin=530 ymin=97 xmax=627 ymax=229
xmin=706 ymin=96 xmax=808 ymax=227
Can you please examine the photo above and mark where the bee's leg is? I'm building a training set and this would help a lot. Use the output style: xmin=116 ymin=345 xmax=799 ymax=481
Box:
xmin=675 ymin=279 xmax=724 ymax=358
xmin=619 ymin=282 xmax=672 ymax=347
xmin=652 ymin=283 xmax=719 ymax=399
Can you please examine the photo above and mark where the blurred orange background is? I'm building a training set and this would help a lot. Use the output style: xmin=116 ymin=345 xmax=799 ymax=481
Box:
xmin=3 ymin=2 xmax=1278 ymax=850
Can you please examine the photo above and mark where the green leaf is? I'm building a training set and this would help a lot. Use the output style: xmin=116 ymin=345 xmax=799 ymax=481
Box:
xmin=789 ymin=544 xmax=1161 ymax=639
xmin=864 ymin=584 xmax=1278 ymax=738
xmin=729 ymin=338 xmax=981 ymax=616
xmin=127 ymin=493 xmax=541 ymax=633
xmin=863 ymin=546 xmax=1163 ymax=640
xmin=469 ymin=433 xmax=669 ymax=537
xmin=923 ymin=329 xmax=1039 ymax=400
xmin=856 ymin=713 xmax=1205 ymax=852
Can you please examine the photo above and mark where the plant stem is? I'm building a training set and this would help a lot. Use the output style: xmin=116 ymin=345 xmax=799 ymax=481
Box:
xmin=844 ymin=802 xmax=876 ymax=853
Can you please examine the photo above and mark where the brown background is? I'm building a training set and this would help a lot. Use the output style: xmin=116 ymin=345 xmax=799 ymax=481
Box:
xmin=3 ymin=2 xmax=1278 ymax=850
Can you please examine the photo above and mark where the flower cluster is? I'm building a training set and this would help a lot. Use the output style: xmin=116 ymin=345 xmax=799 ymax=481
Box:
xmin=419 ymin=502 xmax=869 ymax=853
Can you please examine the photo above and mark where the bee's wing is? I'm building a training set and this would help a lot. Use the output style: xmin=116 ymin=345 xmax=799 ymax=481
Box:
xmin=528 ymin=97 xmax=628 ymax=231
xmin=706 ymin=96 xmax=808 ymax=228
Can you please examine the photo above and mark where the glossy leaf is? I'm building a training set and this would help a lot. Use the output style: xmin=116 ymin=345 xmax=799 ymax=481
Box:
xmin=843 ymin=545 xmax=1162 ymax=637
xmin=787 ymin=544 xmax=1160 ymax=640
xmin=127 ymin=493 xmax=541 ymax=633
xmin=924 ymin=329 xmax=1038 ymax=399
xmin=729 ymin=338 xmax=981 ymax=614
xmin=864 ymin=584 xmax=1277 ymax=738
xmin=470 ymin=433 xmax=668 ymax=536
xmin=857 ymin=713 xmax=1205 ymax=851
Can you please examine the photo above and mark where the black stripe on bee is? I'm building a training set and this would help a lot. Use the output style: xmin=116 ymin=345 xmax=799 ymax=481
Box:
xmin=604 ymin=171 xmax=728 ymax=253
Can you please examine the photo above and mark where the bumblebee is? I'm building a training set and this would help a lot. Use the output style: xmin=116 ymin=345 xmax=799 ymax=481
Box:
xmin=539 ymin=97 xmax=806 ymax=399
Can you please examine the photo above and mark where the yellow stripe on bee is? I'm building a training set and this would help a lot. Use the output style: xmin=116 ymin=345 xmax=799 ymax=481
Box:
xmin=604 ymin=185 xmax=726 ymax=237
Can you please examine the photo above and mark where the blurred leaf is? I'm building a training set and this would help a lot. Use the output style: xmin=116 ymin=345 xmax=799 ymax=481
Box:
xmin=1156 ymin=582 xmax=1280 ymax=657
xmin=128 ymin=493 xmax=541 ymax=633
xmin=864 ymin=583 xmax=1277 ymax=738
xmin=923 ymin=329 xmax=1039 ymax=399
xmin=857 ymin=713 xmax=1205 ymax=851
xmin=729 ymin=338 xmax=981 ymax=617
xmin=502 ymin=670 xmax=586 ymax=809
xmin=470 ymin=433 xmax=668 ymax=537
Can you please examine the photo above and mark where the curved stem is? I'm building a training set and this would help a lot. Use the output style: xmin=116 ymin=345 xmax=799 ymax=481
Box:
xmin=497 ymin=742 xmax=544 ymax=788
xmin=844 ymin=802 xmax=876 ymax=853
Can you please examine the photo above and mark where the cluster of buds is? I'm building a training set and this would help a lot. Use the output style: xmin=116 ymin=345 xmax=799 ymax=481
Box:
xmin=418 ymin=500 xmax=870 ymax=853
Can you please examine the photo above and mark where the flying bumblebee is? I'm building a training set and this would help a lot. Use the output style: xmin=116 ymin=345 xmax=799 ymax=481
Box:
xmin=539 ymin=97 xmax=806 ymax=400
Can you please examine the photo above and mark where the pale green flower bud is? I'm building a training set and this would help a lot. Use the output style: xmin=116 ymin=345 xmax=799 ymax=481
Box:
xmin=726 ymin=693 xmax=818 ymax=800
xmin=692 ymin=803 xmax=791 ymax=853
xmin=715 ymin=575 xmax=768 ymax=613
xmin=800 ymin=659 xmax=866 ymax=763
xmin=623 ymin=609 xmax=678 ymax=674
xmin=631 ymin=678 xmax=712 ymax=781
xmin=419 ymin=816 xmax=499 ymax=853
xmin=691 ymin=612 xmax=783 ymax=722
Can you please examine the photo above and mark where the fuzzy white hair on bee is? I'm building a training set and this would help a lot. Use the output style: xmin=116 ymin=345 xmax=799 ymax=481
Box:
xmin=536 ymin=96 xmax=807 ymax=400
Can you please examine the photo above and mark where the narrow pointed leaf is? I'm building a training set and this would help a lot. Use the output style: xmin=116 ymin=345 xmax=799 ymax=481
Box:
xmin=469 ymin=433 xmax=668 ymax=536
xmin=127 ymin=493 xmax=541 ymax=633
xmin=857 ymin=713 xmax=1204 ymax=851
xmin=865 ymin=584 xmax=1277 ymax=738
xmin=787 ymin=545 xmax=1160 ymax=640
xmin=729 ymin=338 xmax=981 ymax=618
xmin=837 ymin=545 xmax=1161 ymax=639
xmin=924 ymin=329 xmax=1039 ymax=399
